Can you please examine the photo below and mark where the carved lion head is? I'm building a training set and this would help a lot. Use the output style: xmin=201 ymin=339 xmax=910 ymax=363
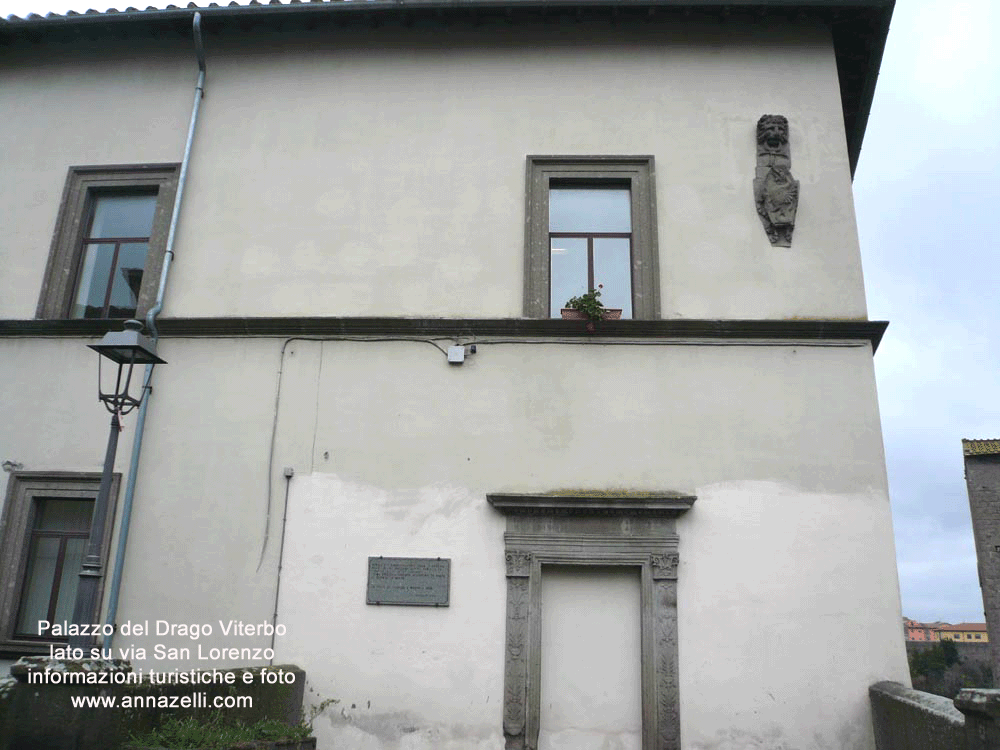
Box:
xmin=756 ymin=115 xmax=789 ymax=151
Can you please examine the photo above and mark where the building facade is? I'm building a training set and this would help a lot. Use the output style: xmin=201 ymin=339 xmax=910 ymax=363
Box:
xmin=904 ymin=618 xmax=937 ymax=642
xmin=935 ymin=623 xmax=989 ymax=643
xmin=0 ymin=2 xmax=905 ymax=748
xmin=903 ymin=618 xmax=954 ymax=642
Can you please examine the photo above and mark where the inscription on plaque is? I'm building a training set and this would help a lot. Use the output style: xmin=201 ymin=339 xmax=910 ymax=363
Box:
xmin=367 ymin=557 xmax=451 ymax=606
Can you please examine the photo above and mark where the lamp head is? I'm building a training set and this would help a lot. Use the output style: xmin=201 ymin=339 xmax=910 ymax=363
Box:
xmin=87 ymin=319 xmax=165 ymax=366
xmin=89 ymin=320 xmax=166 ymax=416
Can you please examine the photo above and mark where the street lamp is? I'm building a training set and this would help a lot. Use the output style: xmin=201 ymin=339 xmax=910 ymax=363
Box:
xmin=68 ymin=319 xmax=165 ymax=651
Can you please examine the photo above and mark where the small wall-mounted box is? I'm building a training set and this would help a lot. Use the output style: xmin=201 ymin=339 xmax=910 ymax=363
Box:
xmin=447 ymin=346 xmax=465 ymax=364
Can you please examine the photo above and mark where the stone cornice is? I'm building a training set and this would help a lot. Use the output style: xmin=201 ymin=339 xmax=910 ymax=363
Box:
xmin=0 ymin=317 xmax=888 ymax=351
xmin=488 ymin=491 xmax=696 ymax=517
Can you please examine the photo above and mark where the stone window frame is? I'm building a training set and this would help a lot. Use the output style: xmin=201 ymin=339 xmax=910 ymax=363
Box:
xmin=523 ymin=156 xmax=660 ymax=319
xmin=488 ymin=492 xmax=695 ymax=750
xmin=0 ymin=472 xmax=120 ymax=657
xmin=36 ymin=164 xmax=180 ymax=320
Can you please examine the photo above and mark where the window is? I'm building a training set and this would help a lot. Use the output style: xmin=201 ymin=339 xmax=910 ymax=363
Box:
xmin=0 ymin=473 xmax=120 ymax=655
xmin=37 ymin=164 xmax=179 ymax=320
xmin=524 ymin=157 xmax=659 ymax=319
xmin=14 ymin=497 xmax=94 ymax=637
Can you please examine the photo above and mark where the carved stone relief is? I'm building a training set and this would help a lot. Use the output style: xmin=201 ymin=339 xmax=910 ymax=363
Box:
xmin=651 ymin=552 xmax=679 ymax=580
xmin=505 ymin=551 xmax=533 ymax=578
xmin=503 ymin=576 xmax=530 ymax=747
xmin=753 ymin=114 xmax=800 ymax=247
xmin=654 ymin=580 xmax=680 ymax=749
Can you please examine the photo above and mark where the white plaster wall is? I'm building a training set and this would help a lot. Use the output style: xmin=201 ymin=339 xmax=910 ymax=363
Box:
xmin=0 ymin=337 xmax=146 ymax=643
xmin=678 ymin=482 xmax=908 ymax=750
xmin=0 ymin=335 xmax=908 ymax=747
xmin=0 ymin=338 xmax=137 ymax=473
xmin=276 ymin=473 xmax=506 ymax=749
xmin=1 ymin=18 xmax=865 ymax=321
xmin=539 ymin=567 xmax=642 ymax=750
xmin=0 ymin=38 xmax=193 ymax=319
xmin=261 ymin=338 xmax=906 ymax=749
xmin=0 ymin=338 xmax=281 ymax=666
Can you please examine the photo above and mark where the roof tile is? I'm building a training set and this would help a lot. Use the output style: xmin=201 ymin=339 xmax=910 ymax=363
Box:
xmin=964 ymin=439 xmax=1000 ymax=456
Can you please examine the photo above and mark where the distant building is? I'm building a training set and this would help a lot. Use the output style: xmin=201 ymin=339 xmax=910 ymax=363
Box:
xmin=935 ymin=623 xmax=989 ymax=643
xmin=903 ymin=618 xmax=943 ymax=642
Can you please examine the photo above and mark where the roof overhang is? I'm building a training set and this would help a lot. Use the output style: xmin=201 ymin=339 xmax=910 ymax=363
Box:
xmin=1 ymin=0 xmax=894 ymax=176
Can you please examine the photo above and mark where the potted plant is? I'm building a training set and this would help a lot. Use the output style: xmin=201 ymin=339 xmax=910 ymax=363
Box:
xmin=560 ymin=285 xmax=623 ymax=324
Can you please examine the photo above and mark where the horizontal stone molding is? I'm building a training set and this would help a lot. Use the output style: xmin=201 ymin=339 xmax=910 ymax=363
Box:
xmin=0 ymin=318 xmax=888 ymax=351
xmin=489 ymin=491 xmax=696 ymax=516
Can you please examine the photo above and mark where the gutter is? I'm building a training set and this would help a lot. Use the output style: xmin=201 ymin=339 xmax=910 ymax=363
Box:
xmin=3 ymin=0 xmax=895 ymax=26
xmin=103 ymin=11 xmax=206 ymax=649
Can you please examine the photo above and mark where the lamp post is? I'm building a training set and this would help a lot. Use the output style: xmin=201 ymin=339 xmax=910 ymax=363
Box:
xmin=68 ymin=319 xmax=165 ymax=651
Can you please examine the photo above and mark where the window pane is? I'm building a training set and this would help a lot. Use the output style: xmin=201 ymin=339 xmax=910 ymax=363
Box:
xmin=72 ymin=243 xmax=115 ymax=318
xmin=54 ymin=538 xmax=87 ymax=624
xmin=89 ymin=193 xmax=157 ymax=239
xmin=593 ymin=238 xmax=633 ymax=319
xmin=550 ymin=237 xmax=588 ymax=317
xmin=15 ymin=536 xmax=60 ymax=634
xmin=35 ymin=498 xmax=94 ymax=532
xmin=108 ymin=242 xmax=148 ymax=319
xmin=549 ymin=189 xmax=630 ymax=233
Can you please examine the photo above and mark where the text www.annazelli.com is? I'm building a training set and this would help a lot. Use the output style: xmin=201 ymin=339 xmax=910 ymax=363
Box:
xmin=70 ymin=694 xmax=252 ymax=709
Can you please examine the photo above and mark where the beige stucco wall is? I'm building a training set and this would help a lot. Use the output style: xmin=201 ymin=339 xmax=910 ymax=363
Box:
xmin=1 ymin=18 xmax=865 ymax=322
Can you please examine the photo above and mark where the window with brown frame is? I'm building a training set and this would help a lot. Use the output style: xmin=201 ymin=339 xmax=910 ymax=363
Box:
xmin=524 ymin=157 xmax=660 ymax=319
xmin=36 ymin=164 xmax=179 ymax=320
xmin=0 ymin=473 xmax=119 ymax=656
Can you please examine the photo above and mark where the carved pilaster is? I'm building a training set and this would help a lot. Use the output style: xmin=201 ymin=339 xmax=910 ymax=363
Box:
xmin=503 ymin=573 xmax=531 ymax=749
xmin=653 ymin=579 xmax=680 ymax=750
xmin=753 ymin=114 xmax=800 ymax=247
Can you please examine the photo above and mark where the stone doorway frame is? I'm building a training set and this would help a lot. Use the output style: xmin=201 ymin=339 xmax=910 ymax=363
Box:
xmin=487 ymin=492 xmax=695 ymax=750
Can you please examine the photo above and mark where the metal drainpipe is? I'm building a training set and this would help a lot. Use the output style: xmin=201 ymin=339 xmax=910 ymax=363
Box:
xmin=103 ymin=12 xmax=206 ymax=650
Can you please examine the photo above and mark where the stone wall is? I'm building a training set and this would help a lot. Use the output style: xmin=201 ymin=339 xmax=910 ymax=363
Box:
xmin=964 ymin=450 xmax=1000 ymax=679
xmin=869 ymin=681 xmax=964 ymax=750
xmin=870 ymin=681 xmax=1000 ymax=750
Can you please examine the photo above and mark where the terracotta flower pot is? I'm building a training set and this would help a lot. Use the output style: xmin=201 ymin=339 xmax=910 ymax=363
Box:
xmin=559 ymin=308 xmax=623 ymax=321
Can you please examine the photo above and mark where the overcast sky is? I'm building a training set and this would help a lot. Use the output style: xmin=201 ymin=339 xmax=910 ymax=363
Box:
xmin=4 ymin=0 xmax=998 ymax=625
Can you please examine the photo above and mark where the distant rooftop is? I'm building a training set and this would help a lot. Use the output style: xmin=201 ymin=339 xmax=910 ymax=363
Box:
xmin=0 ymin=0 xmax=894 ymax=176
xmin=963 ymin=439 xmax=1000 ymax=456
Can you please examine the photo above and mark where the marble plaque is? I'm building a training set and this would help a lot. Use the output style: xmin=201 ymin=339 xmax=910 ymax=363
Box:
xmin=366 ymin=557 xmax=451 ymax=606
